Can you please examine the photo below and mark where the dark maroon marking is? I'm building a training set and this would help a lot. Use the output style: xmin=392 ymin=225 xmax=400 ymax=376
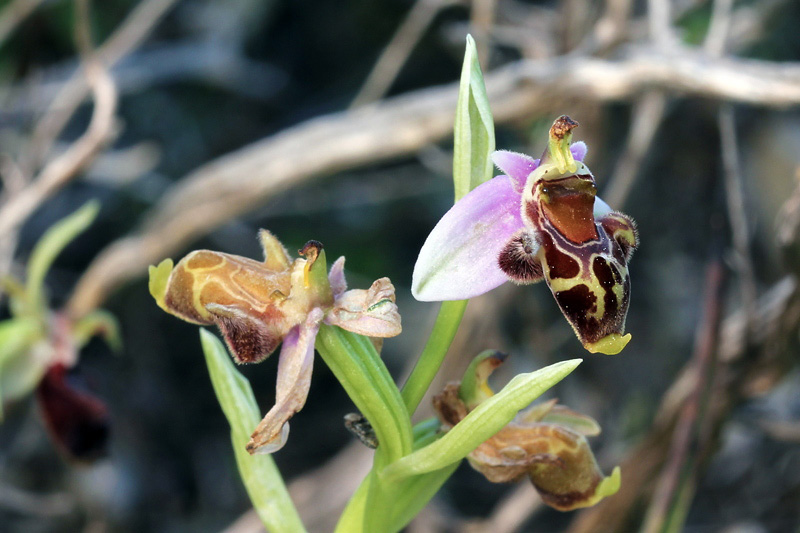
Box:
xmin=36 ymin=364 xmax=109 ymax=461
xmin=609 ymin=262 xmax=623 ymax=285
xmin=498 ymin=231 xmax=544 ymax=283
xmin=540 ymin=233 xmax=580 ymax=279
xmin=209 ymin=307 xmax=281 ymax=364
xmin=553 ymin=285 xmax=604 ymax=343
xmin=593 ymin=257 xmax=619 ymax=320
xmin=600 ymin=213 xmax=638 ymax=262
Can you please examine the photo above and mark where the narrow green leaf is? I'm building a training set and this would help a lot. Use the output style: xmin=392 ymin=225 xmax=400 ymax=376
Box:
xmin=385 ymin=462 xmax=460 ymax=533
xmin=26 ymin=201 xmax=100 ymax=311
xmin=73 ymin=310 xmax=122 ymax=353
xmin=382 ymin=359 xmax=582 ymax=481
xmin=453 ymin=34 xmax=495 ymax=201
xmin=316 ymin=325 xmax=413 ymax=463
xmin=0 ymin=317 xmax=46 ymax=418
xmin=200 ymin=329 xmax=305 ymax=533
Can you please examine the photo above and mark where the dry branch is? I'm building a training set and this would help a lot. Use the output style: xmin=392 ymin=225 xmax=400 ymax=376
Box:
xmin=67 ymin=48 xmax=800 ymax=317
xmin=567 ymin=276 xmax=800 ymax=533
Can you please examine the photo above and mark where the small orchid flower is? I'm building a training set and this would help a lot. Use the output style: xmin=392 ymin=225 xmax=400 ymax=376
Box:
xmin=433 ymin=351 xmax=620 ymax=511
xmin=413 ymin=116 xmax=638 ymax=355
xmin=149 ymin=230 xmax=402 ymax=454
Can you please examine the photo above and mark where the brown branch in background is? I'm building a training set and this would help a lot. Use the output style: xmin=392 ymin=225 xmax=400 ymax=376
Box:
xmin=0 ymin=0 xmax=45 ymax=48
xmin=704 ymin=0 xmax=735 ymax=57
xmin=602 ymin=90 xmax=667 ymax=209
xmin=66 ymin=49 xmax=800 ymax=318
xmin=641 ymin=260 xmax=726 ymax=533
xmin=567 ymin=276 xmax=800 ymax=533
xmin=719 ymin=105 xmax=758 ymax=338
xmin=470 ymin=0 xmax=496 ymax=66
xmin=0 ymin=0 xmax=118 ymax=238
xmin=24 ymin=0 xmax=178 ymax=172
xmin=462 ymin=483 xmax=542 ymax=533
xmin=350 ymin=0 xmax=459 ymax=109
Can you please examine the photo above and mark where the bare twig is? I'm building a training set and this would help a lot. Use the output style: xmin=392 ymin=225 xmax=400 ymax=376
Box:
xmin=647 ymin=0 xmax=675 ymax=48
xmin=66 ymin=48 xmax=800 ymax=317
xmin=25 ymin=0 xmax=177 ymax=171
xmin=0 ymin=483 xmax=75 ymax=517
xmin=602 ymin=90 xmax=667 ymax=209
xmin=470 ymin=0 xmax=496 ymax=65
xmin=0 ymin=0 xmax=118 ymax=237
xmin=0 ymin=0 xmax=45 ymax=48
xmin=642 ymin=260 xmax=725 ymax=533
xmin=567 ymin=277 xmax=799 ymax=533
xmin=704 ymin=0 xmax=735 ymax=56
xmin=463 ymin=483 xmax=542 ymax=533
xmin=350 ymin=0 xmax=458 ymax=108
xmin=719 ymin=105 xmax=758 ymax=339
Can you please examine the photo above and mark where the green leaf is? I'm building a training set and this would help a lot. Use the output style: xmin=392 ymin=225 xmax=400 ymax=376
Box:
xmin=73 ymin=310 xmax=122 ymax=353
xmin=200 ymin=329 xmax=305 ymax=533
xmin=384 ymin=462 xmax=460 ymax=533
xmin=453 ymin=34 xmax=495 ymax=201
xmin=382 ymin=359 xmax=582 ymax=481
xmin=148 ymin=258 xmax=174 ymax=312
xmin=26 ymin=201 xmax=100 ymax=312
xmin=0 ymin=318 xmax=46 ymax=419
xmin=316 ymin=325 xmax=413 ymax=463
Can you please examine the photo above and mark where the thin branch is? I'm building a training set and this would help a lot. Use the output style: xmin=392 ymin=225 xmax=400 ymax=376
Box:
xmin=642 ymin=260 xmax=726 ymax=533
xmin=0 ymin=0 xmax=45 ymax=48
xmin=0 ymin=0 xmax=118 ymax=236
xmin=350 ymin=0 xmax=458 ymax=109
xmin=567 ymin=276 xmax=799 ymax=533
xmin=647 ymin=0 xmax=675 ymax=48
xmin=25 ymin=0 xmax=178 ymax=171
xmin=719 ymin=105 xmax=758 ymax=340
xmin=602 ymin=90 xmax=667 ymax=208
xmin=66 ymin=48 xmax=800 ymax=317
xmin=704 ymin=0 xmax=735 ymax=56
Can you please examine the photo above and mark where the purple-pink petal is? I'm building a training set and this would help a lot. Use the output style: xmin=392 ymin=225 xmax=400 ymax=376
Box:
xmin=570 ymin=141 xmax=587 ymax=162
xmin=491 ymin=151 xmax=539 ymax=191
xmin=247 ymin=308 xmax=323 ymax=454
xmin=491 ymin=143 xmax=587 ymax=191
xmin=328 ymin=256 xmax=347 ymax=298
xmin=412 ymin=176 xmax=524 ymax=301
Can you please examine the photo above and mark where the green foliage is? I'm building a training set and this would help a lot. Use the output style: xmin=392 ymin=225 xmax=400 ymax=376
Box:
xmin=26 ymin=201 xmax=100 ymax=316
xmin=0 ymin=201 xmax=119 ymax=420
xmin=453 ymin=34 xmax=495 ymax=202
xmin=382 ymin=359 xmax=582 ymax=481
xmin=199 ymin=330 xmax=305 ymax=533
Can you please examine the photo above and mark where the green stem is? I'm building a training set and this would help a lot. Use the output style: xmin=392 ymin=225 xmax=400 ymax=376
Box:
xmin=315 ymin=324 xmax=412 ymax=462
xmin=200 ymin=330 xmax=305 ymax=533
xmin=401 ymin=300 xmax=468 ymax=414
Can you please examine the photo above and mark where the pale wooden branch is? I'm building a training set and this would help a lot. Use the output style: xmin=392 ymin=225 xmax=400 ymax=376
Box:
xmin=0 ymin=0 xmax=45 ymax=48
xmin=719 ymin=105 xmax=758 ymax=337
xmin=66 ymin=48 xmax=800 ymax=318
xmin=0 ymin=0 xmax=118 ymax=238
xmin=25 ymin=0 xmax=178 ymax=170
xmin=567 ymin=276 xmax=800 ymax=533
xmin=602 ymin=90 xmax=667 ymax=208
xmin=350 ymin=0 xmax=460 ymax=109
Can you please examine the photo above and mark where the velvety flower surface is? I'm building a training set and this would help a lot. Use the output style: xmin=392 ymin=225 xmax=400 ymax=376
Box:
xmin=150 ymin=230 xmax=402 ymax=454
xmin=433 ymin=351 xmax=620 ymax=511
xmin=413 ymin=116 xmax=638 ymax=355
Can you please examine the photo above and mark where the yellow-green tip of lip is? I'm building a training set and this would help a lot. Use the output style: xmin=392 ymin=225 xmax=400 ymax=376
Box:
xmin=585 ymin=333 xmax=631 ymax=355
xmin=148 ymin=258 xmax=174 ymax=312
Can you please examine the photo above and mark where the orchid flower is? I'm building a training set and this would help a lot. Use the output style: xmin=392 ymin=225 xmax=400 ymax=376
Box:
xmin=432 ymin=350 xmax=620 ymax=511
xmin=149 ymin=230 xmax=402 ymax=454
xmin=413 ymin=116 xmax=638 ymax=355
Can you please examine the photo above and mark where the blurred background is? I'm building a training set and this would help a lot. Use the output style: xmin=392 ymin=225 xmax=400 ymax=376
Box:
xmin=1 ymin=0 xmax=800 ymax=531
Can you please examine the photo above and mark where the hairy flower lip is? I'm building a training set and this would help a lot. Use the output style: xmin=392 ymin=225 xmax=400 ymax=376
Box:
xmin=411 ymin=143 xmax=596 ymax=303
xmin=433 ymin=352 xmax=621 ymax=512
xmin=150 ymin=230 xmax=403 ymax=454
